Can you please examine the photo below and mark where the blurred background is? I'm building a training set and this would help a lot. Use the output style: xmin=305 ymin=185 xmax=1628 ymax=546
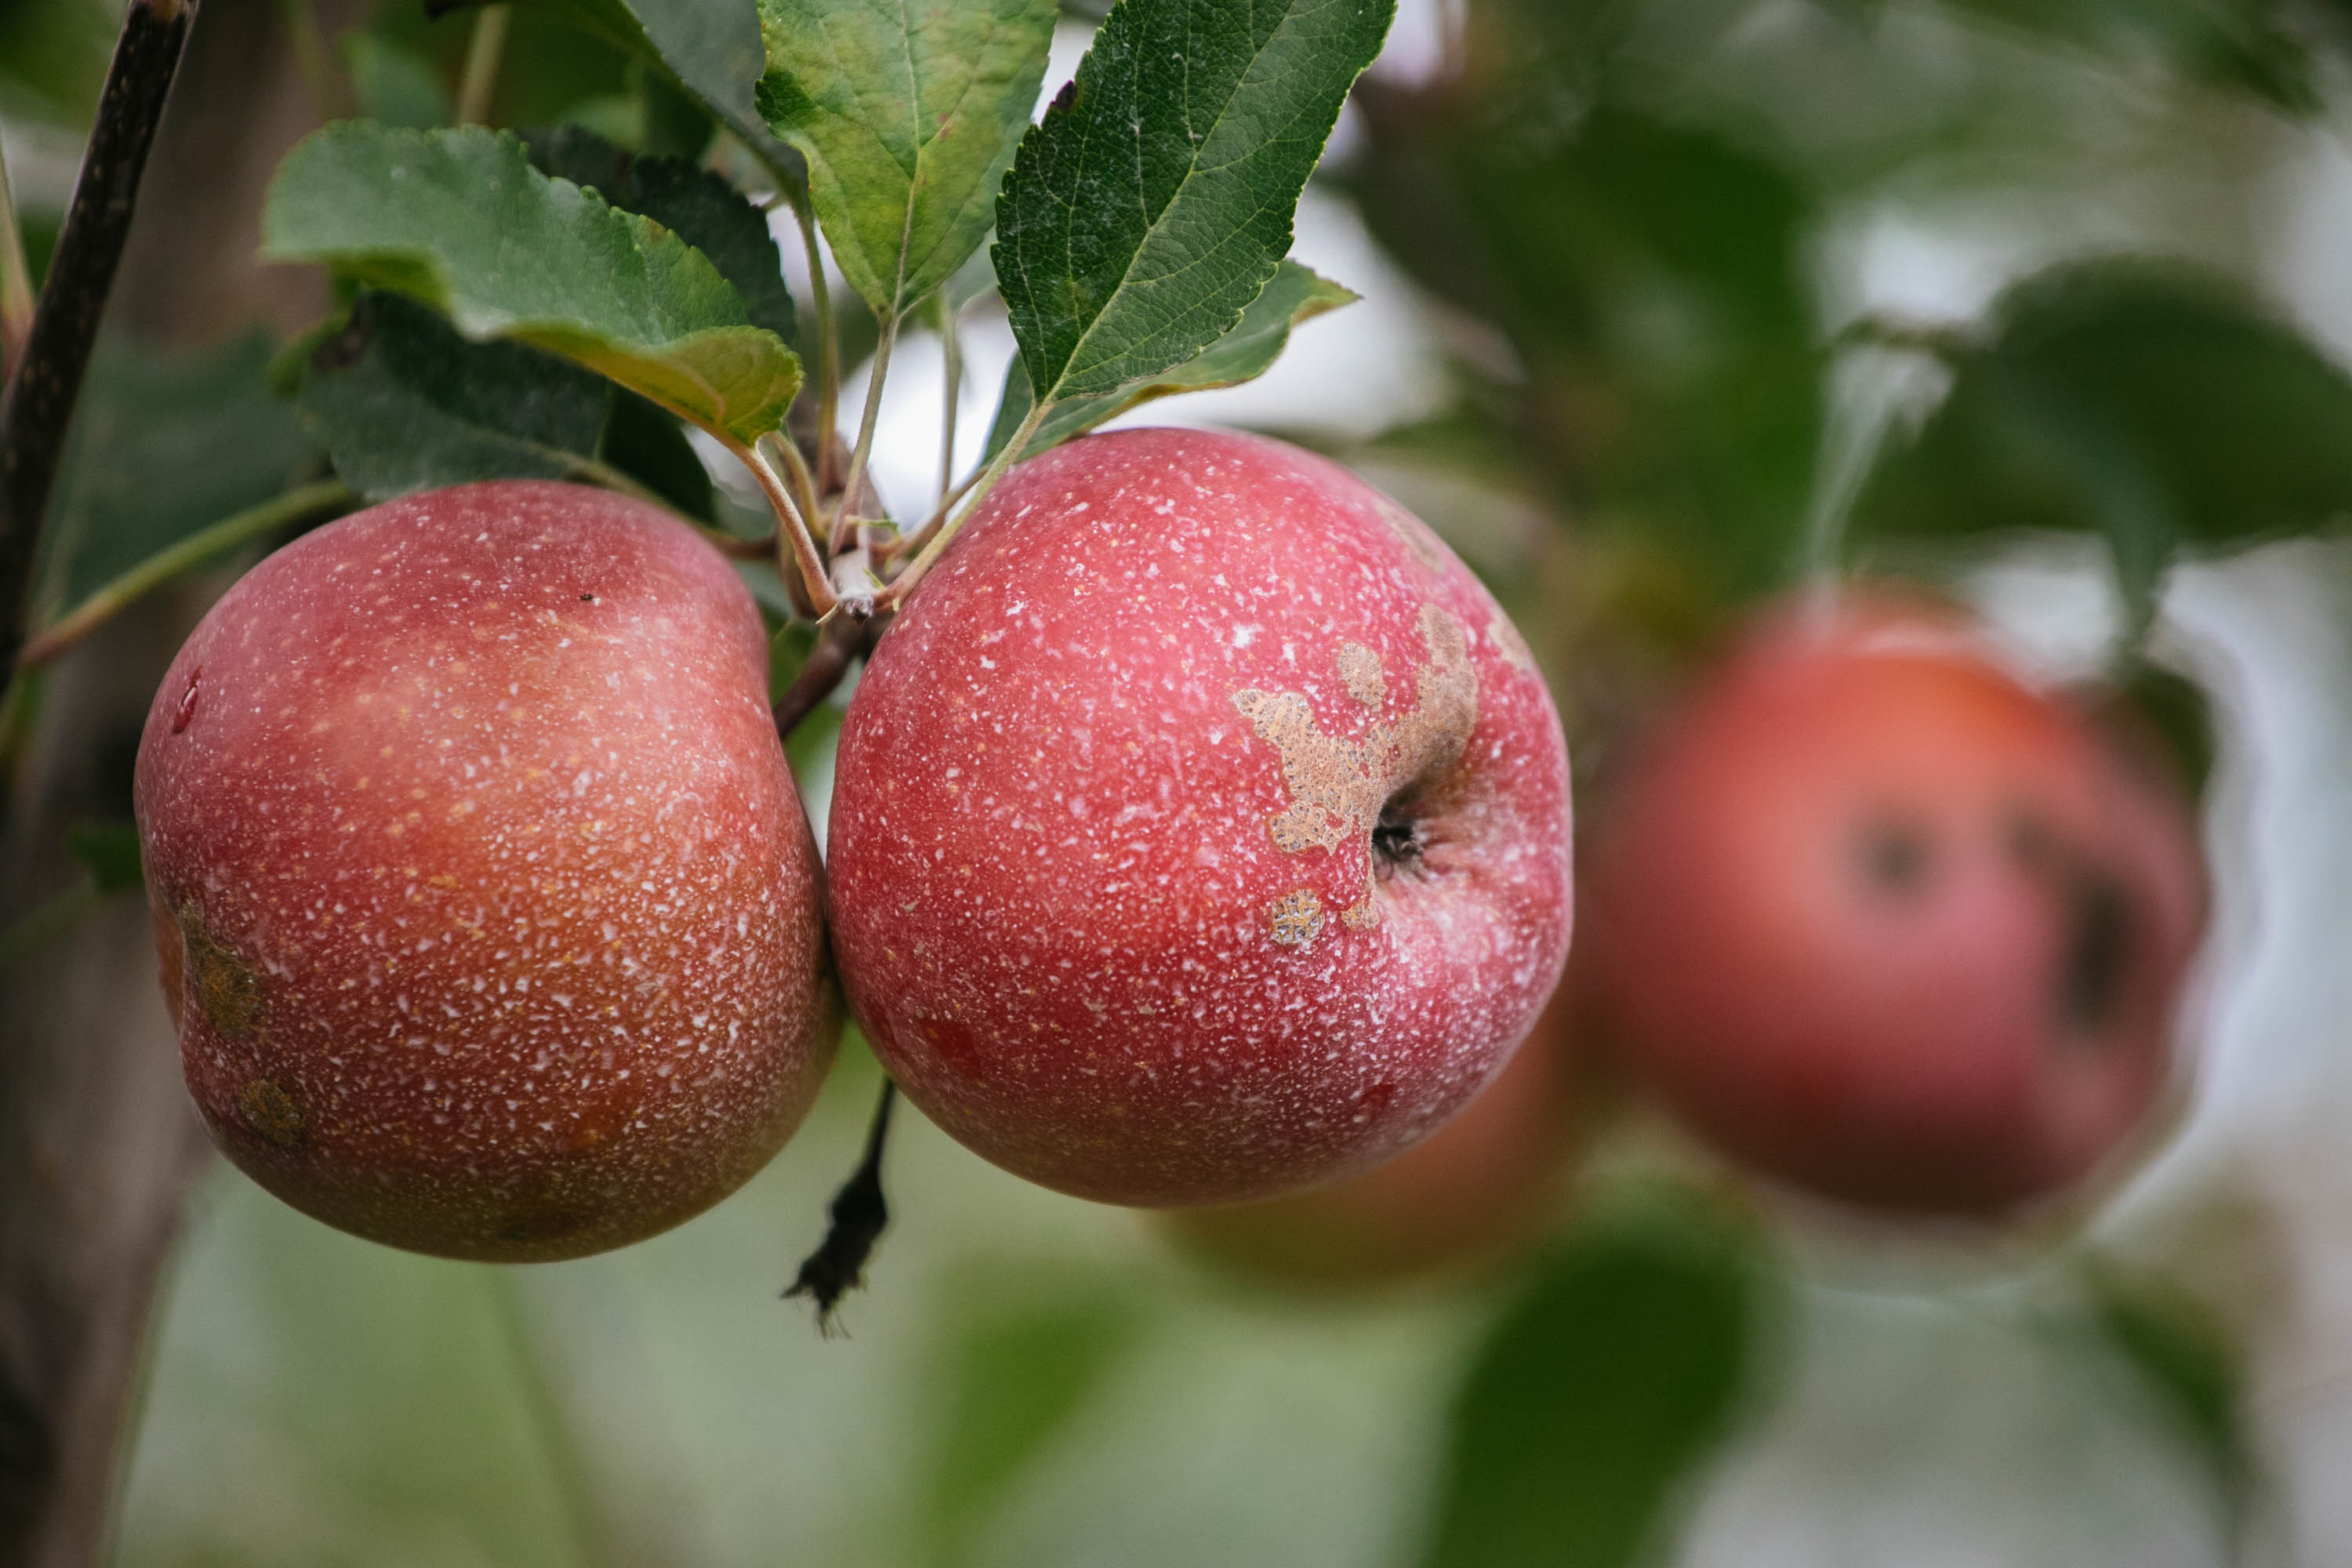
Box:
xmin=9 ymin=0 xmax=2352 ymax=1561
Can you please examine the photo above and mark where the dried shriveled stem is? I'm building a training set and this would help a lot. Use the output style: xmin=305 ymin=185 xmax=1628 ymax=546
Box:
xmin=785 ymin=1078 xmax=898 ymax=1336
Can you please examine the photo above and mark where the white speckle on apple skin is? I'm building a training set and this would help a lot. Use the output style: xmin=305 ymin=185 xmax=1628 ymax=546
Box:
xmin=136 ymin=481 xmax=839 ymax=1261
xmin=829 ymin=428 xmax=1574 ymax=1207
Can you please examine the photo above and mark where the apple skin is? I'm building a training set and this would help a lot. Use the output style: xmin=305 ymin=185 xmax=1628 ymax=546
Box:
xmin=1583 ymin=595 xmax=2205 ymax=1215
xmin=133 ymin=481 xmax=839 ymax=1261
xmin=827 ymin=427 xmax=1573 ymax=1207
xmin=1156 ymin=979 xmax=1580 ymax=1286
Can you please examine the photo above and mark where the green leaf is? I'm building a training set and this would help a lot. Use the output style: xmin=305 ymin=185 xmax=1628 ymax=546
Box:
xmin=985 ymin=258 xmax=1356 ymax=459
xmin=340 ymin=33 xmax=448 ymax=129
xmin=757 ymin=0 xmax=1056 ymax=318
xmin=65 ymin=820 xmax=145 ymax=895
xmin=297 ymin=291 xmax=616 ymax=499
xmin=262 ymin=123 xmax=801 ymax=446
xmin=993 ymin=0 xmax=1393 ymax=405
xmin=526 ymin=123 xmax=796 ymax=339
xmin=1822 ymin=0 xmax=2319 ymax=114
xmin=2078 ymin=1255 xmax=2252 ymax=1537
xmin=601 ymin=389 xmax=718 ymax=521
xmin=490 ymin=0 xmax=787 ymax=170
xmin=34 ymin=332 xmax=316 ymax=612
xmin=924 ymin=1281 xmax=1143 ymax=1549
xmin=339 ymin=32 xmax=455 ymax=129
xmin=1423 ymin=1183 xmax=1770 ymax=1568
xmin=1853 ymin=260 xmax=2352 ymax=627
xmin=1367 ymin=102 xmax=1822 ymax=606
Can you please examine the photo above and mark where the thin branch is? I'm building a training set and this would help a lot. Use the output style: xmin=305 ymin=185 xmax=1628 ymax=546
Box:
xmin=767 ymin=430 xmax=821 ymax=532
xmin=770 ymin=610 xmax=879 ymax=739
xmin=880 ymin=397 xmax=1049 ymax=608
xmin=786 ymin=186 xmax=841 ymax=493
xmin=785 ymin=1078 xmax=898 ymax=1336
xmin=16 ymin=479 xmax=354 ymax=669
xmin=0 ymin=0 xmax=202 ymax=695
xmin=732 ymin=436 xmax=837 ymax=618
xmin=0 ymin=141 xmax=34 ymax=390
xmin=832 ymin=306 xmax=898 ymax=553
xmin=454 ymin=3 xmax=510 ymax=128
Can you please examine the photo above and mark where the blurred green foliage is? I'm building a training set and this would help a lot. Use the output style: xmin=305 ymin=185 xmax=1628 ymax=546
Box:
xmin=1423 ymin=1184 xmax=1773 ymax=1568
xmin=34 ymin=333 xmax=317 ymax=616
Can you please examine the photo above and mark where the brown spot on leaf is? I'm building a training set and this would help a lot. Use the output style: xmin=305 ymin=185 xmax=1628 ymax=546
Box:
xmin=238 ymin=1079 xmax=307 ymax=1149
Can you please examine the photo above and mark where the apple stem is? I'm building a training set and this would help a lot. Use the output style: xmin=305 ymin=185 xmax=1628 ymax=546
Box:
xmin=454 ymin=3 xmax=510 ymax=128
xmin=784 ymin=1078 xmax=898 ymax=1336
xmin=0 ymin=142 xmax=34 ymax=391
xmin=771 ymin=610 xmax=880 ymax=740
xmin=735 ymin=435 xmax=837 ymax=618
xmin=15 ymin=480 xmax=356 ymax=670
xmin=786 ymin=187 xmax=843 ymax=496
xmin=935 ymin=291 xmax=961 ymax=507
xmin=877 ymin=396 xmax=1050 ymax=608
xmin=767 ymin=430 xmax=822 ymax=538
xmin=831 ymin=306 xmax=898 ymax=554
xmin=0 ymin=0 xmax=203 ymax=700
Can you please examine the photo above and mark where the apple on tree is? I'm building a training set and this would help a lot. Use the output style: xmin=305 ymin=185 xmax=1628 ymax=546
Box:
xmin=824 ymin=426 xmax=1576 ymax=1208
xmin=1582 ymin=594 xmax=2206 ymax=1215
xmin=133 ymin=481 xmax=839 ymax=1261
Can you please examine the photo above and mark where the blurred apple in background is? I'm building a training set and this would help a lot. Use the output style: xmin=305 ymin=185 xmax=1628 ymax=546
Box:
xmin=1581 ymin=593 xmax=2205 ymax=1216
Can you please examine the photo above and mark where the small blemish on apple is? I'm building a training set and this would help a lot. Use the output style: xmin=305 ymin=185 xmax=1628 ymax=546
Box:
xmin=238 ymin=1078 xmax=307 ymax=1149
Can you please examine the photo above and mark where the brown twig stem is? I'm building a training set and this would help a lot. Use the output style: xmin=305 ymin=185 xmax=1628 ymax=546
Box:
xmin=769 ymin=610 xmax=880 ymax=740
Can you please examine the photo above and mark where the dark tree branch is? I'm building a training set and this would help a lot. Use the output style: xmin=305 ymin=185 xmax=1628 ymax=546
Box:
xmin=784 ymin=1079 xmax=898 ymax=1336
xmin=0 ymin=0 xmax=201 ymax=697
xmin=771 ymin=610 xmax=884 ymax=742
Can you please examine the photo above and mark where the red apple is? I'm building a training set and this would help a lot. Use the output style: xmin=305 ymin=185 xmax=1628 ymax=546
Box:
xmin=1584 ymin=594 xmax=2205 ymax=1215
xmin=133 ymin=481 xmax=839 ymax=1261
xmin=1157 ymin=980 xmax=1581 ymax=1286
xmin=826 ymin=427 xmax=1574 ymax=1207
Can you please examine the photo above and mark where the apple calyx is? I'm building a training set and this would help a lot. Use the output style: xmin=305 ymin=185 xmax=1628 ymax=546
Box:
xmin=1233 ymin=602 xmax=1478 ymax=946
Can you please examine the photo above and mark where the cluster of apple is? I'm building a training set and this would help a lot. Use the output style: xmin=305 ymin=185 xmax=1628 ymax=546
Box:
xmin=130 ymin=424 xmax=2205 ymax=1280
